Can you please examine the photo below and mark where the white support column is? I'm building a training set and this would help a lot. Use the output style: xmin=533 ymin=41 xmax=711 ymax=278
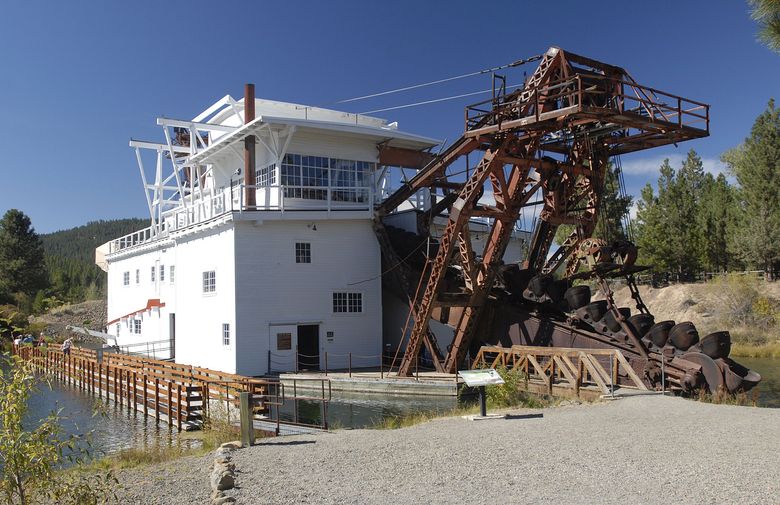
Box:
xmin=135 ymin=148 xmax=155 ymax=228
xmin=163 ymin=126 xmax=187 ymax=209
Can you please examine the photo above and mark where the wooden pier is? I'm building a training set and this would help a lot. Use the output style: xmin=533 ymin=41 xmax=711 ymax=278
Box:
xmin=14 ymin=344 xmax=278 ymax=431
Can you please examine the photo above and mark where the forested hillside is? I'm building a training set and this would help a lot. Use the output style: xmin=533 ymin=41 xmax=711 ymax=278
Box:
xmin=41 ymin=218 xmax=147 ymax=302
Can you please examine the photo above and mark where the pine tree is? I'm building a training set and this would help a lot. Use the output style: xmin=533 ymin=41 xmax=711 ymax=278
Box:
xmin=698 ymin=173 xmax=736 ymax=272
xmin=722 ymin=99 xmax=780 ymax=278
xmin=0 ymin=210 xmax=48 ymax=304
xmin=634 ymin=151 xmax=706 ymax=275
xmin=750 ymin=0 xmax=780 ymax=52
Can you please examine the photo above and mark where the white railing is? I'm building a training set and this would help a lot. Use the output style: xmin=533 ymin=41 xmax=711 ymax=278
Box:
xmin=109 ymin=183 xmax=373 ymax=254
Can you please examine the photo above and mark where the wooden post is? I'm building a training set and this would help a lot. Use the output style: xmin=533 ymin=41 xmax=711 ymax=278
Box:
xmin=239 ymin=392 xmax=255 ymax=448
xmin=155 ymin=378 xmax=160 ymax=422
xmin=113 ymin=366 xmax=118 ymax=405
xmin=167 ymin=382 xmax=173 ymax=427
xmin=185 ymin=385 xmax=191 ymax=427
xmin=142 ymin=375 xmax=148 ymax=416
xmin=177 ymin=384 xmax=183 ymax=431
xmin=118 ymin=368 xmax=124 ymax=407
xmin=549 ymin=358 xmax=555 ymax=395
xmin=349 ymin=352 xmax=352 ymax=378
xmin=132 ymin=371 xmax=138 ymax=414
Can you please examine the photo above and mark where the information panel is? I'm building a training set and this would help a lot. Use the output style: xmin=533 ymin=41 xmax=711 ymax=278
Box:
xmin=458 ymin=368 xmax=505 ymax=387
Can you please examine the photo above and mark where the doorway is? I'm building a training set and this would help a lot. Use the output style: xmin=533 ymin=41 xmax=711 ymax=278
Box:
xmin=297 ymin=324 xmax=319 ymax=370
xmin=169 ymin=313 xmax=176 ymax=360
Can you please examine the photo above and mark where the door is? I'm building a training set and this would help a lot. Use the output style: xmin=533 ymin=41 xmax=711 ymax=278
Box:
xmin=169 ymin=313 xmax=176 ymax=360
xmin=269 ymin=325 xmax=297 ymax=373
xmin=297 ymin=324 xmax=320 ymax=371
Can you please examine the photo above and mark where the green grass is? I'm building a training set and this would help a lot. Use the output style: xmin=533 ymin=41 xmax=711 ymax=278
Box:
xmin=80 ymin=408 xmax=245 ymax=472
xmin=730 ymin=341 xmax=780 ymax=358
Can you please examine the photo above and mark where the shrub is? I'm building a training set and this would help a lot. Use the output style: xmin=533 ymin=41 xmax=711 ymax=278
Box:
xmin=485 ymin=366 xmax=549 ymax=409
xmin=0 ymin=355 xmax=118 ymax=504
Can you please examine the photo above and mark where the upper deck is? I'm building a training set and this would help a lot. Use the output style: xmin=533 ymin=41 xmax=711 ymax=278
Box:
xmin=105 ymin=95 xmax=441 ymax=257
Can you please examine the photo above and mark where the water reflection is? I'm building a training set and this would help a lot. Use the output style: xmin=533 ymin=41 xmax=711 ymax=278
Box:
xmin=275 ymin=390 xmax=459 ymax=429
xmin=737 ymin=357 xmax=780 ymax=408
xmin=24 ymin=376 xmax=192 ymax=460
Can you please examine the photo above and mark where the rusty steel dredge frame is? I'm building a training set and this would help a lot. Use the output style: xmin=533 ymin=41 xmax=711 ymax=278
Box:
xmin=376 ymin=47 xmax=713 ymax=379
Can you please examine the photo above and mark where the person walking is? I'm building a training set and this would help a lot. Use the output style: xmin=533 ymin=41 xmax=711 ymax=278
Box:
xmin=62 ymin=337 xmax=73 ymax=356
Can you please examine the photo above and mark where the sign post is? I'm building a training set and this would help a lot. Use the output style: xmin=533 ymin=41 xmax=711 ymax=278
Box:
xmin=458 ymin=369 xmax=506 ymax=420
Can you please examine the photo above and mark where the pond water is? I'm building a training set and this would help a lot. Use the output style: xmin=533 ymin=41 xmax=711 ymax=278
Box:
xmin=737 ymin=356 xmax=780 ymax=408
xmin=24 ymin=378 xmax=189 ymax=458
xmin=275 ymin=390 xmax=459 ymax=429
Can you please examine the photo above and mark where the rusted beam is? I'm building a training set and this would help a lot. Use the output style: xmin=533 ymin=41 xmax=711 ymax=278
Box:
xmin=243 ymin=83 xmax=256 ymax=208
xmin=378 ymin=145 xmax=436 ymax=170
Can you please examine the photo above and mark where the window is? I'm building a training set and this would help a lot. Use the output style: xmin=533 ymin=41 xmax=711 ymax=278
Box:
xmin=123 ymin=272 xmax=130 ymax=286
xmin=203 ymin=271 xmax=216 ymax=293
xmin=280 ymin=153 xmax=374 ymax=201
xmin=277 ymin=332 xmax=292 ymax=351
xmin=170 ymin=266 xmax=175 ymax=283
xmin=116 ymin=324 xmax=120 ymax=338
xmin=222 ymin=323 xmax=230 ymax=346
xmin=135 ymin=269 xmax=140 ymax=284
xmin=133 ymin=319 xmax=142 ymax=334
xmin=295 ymin=242 xmax=311 ymax=263
xmin=333 ymin=292 xmax=363 ymax=313
xmin=151 ymin=266 xmax=156 ymax=282
xmin=256 ymin=163 xmax=276 ymax=187
xmin=160 ymin=265 xmax=165 ymax=282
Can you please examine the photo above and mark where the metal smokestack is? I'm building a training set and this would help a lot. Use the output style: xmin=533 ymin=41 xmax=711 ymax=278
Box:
xmin=244 ymin=83 xmax=256 ymax=208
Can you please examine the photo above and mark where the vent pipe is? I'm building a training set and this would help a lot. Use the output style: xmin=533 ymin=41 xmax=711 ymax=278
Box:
xmin=244 ymin=83 xmax=256 ymax=208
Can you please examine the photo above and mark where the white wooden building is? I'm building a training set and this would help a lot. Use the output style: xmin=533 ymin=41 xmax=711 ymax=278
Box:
xmin=97 ymin=88 xmax=528 ymax=376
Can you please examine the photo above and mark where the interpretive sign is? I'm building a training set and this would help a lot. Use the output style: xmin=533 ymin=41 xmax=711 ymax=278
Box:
xmin=458 ymin=368 xmax=505 ymax=387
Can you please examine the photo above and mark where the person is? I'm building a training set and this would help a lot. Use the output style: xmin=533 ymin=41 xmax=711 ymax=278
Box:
xmin=37 ymin=333 xmax=45 ymax=347
xmin=62 ymin=337 xmax=73 ymax=357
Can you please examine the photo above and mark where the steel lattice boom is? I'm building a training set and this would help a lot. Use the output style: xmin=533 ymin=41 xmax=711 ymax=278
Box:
xmin=376 ymin=47 xmax=711 ymax=377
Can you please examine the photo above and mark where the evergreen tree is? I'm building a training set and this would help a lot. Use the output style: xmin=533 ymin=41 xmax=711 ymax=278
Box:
xmin=0 ymin=209 xmax=48 ymax=304
xmin=634 ymin=150 xmax=707 ymax=274
xmin=722 ymin=99 xmax=780 ymax=278
xmin=750 ymin=0 xmax=780 ymax=52
xmin=698 ymin=173 xmax=737 ymax=272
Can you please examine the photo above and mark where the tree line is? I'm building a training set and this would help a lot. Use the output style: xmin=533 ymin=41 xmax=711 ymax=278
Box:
xmin=0 ymin=213 xmax=146 ymax=317
xmin=633 ymin=100 xmax=780 ymax=279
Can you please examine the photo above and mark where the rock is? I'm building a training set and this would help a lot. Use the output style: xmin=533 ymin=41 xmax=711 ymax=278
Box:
xmin=210 ymin=470 xmax=235 ymax=491
xmin=220 ymin=441 xmax=241 ymax=451
xmin=211 ymin=490 xmax=224 ymax=500
xmin=213 ymin=496 xmax=236 ymax=505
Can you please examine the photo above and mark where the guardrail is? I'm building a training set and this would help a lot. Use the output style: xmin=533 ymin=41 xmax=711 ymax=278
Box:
xmin=473 ymin=345 xmax=648 ymax=397
xmin=108 ymin=182 xmax=374 ymax=254
xmin=14 ymin=344 xmax=330 ymax=433
xmin=465 ymin=73 xmax=709 ymax=133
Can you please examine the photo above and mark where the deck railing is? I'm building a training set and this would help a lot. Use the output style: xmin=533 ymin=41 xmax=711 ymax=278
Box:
xmin=108 ymin=182 xmax=373 ymax=254
xmin=465 ymin=73 xmax=710 ymax=133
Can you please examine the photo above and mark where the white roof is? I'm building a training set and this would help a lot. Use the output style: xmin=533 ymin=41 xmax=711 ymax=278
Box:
xmin=187 ymin=113 xmax=440 ymax=167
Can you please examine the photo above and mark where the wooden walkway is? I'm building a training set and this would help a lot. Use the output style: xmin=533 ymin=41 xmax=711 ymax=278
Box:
xmin=473 ymin=345 xmax=649 ymax=399
xmin=15 ymin=344 xmax=277 ymax=431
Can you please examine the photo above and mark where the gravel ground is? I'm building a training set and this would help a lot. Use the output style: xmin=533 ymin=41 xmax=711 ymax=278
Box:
xmin=115 ymin=395 xmax=780 ymax=504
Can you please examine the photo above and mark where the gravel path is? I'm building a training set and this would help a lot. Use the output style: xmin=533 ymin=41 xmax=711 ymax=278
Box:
xmin=115 ymin=395 xmax=780 ymax=504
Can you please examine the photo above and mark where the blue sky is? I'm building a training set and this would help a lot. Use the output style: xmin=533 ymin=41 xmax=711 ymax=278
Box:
xmin=1 ymin=1 xmax=777 ymax=233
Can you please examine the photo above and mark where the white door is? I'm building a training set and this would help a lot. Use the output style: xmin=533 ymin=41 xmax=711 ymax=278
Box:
xmin=268 ymin=325 xmax=297 ymax=373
